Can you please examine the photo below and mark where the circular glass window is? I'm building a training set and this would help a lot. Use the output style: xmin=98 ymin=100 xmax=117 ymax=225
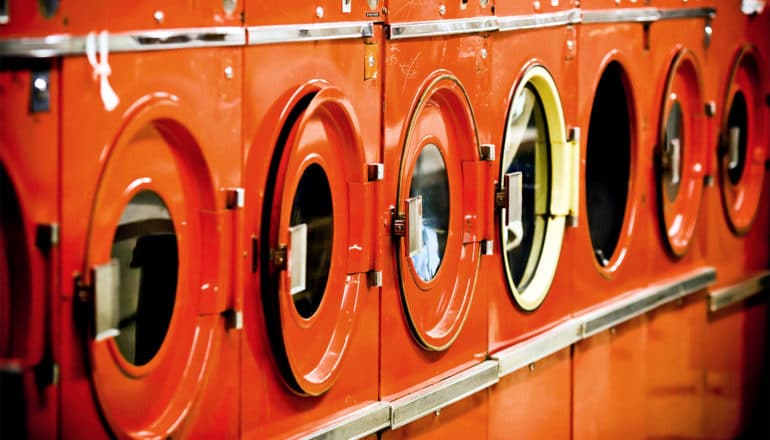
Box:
xmin=585 ymin=63 xmax=632 ymax=267
xmin=502 ymin=86 xmax=551 ymax=289
xmin=662 ymin=101 xmax=684 ymax=202
xmin=409 ymin=144 xmax=450 ymax=282
xmin=726 ymin=91 xmax=748 ymax=186
xmin=110 ymin=191 xmax=177 ymax=366
xmin=289 ymin=164 xmax=333 ymax=319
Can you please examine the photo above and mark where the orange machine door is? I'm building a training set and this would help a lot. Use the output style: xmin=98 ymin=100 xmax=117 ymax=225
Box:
xmin=719 ymin=48 xmax=767 ymax=235
xmin=656 ymin=50 xmax=706 ymax=256
xmin=393 ymin=75 xmax=482 ymax=351
xmin=260 ymin=87 xmax=371 ymax=396
xmin=83 ymin=115 xmax=222 ymax=437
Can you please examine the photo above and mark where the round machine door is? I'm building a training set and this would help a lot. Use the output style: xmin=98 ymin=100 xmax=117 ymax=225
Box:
xmin=394 ymin=75 xmax=482 ymax=351
xmin=719 ymin=48 xmax=767 ymax=235
xmin=585 ymin=61 xmax=634 ymax=270
xmin=499 ymin=66 xmax=571 ymax=311
xmin=656 ymin=51 xmax=706 ymax=256
xmin=261 ymin=88 xmax=369 ymax=396
xmin=84 ymin=115 xmax=221 ymax=437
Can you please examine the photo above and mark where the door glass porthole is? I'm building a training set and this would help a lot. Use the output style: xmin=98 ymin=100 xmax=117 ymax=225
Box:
xmin=409 ymin=144 xmax=449 ymax=282
xmin=499 ymin=66 xmax=570 ymax=311
xmin=585 ymin=62 xmax=632 ymax=268
xmin=719 ymin=50 xmax=766 ymax=235
xmin=289 ymin=164 xmax=333 ymax=319
xmin=656 ymin=52 xmax=706 ymax=256
xmin=110 ymin=190 xmax=177 ymax=366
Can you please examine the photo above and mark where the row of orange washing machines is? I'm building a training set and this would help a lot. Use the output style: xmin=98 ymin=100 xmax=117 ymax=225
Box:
xmin=1 ymin=0 xmax=769 ymax=438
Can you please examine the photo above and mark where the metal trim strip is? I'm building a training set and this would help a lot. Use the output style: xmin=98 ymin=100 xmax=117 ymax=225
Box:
xmin=389 ymin=360 xmax=498 ymax=429
xmin=0 ymin=27 xmax=246 ymax=58
xmin=492 ymin=320 xmax=582 ymax=378
xmin=709 ymin=270 xmax=770 ymax=312
xmin=388 ymin=17 xmax=498 ymax=40
xmin=579 ymin=267 xmax=716 ymax=338
xmin=581 ymin=7 xmax=715 ymax=24
xmin=299 ymin=401 xmax=392 ymax=440
xmin=496 ymin=9 xmax=581 ymax=32
xmin=247 ymin=21 xmax=374 ymax=45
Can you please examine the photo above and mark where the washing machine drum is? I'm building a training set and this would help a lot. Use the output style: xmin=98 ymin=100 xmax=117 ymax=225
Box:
xmin=393 ymin=75 xmax=484 ymax=351
xmin=499 ymin=66 xmax=571 ymax=311
xmin=719 ymin=49 xmax=766 ymax=235
xmin=260 ymin=88 xmax=371 ymax=396
xmin=656 ymin=51 xmax=706 ymax=256
xmin=85 ymin=118 xmax=222 ymax=437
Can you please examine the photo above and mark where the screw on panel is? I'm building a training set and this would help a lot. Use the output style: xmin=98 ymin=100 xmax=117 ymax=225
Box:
xmin=316 ymin=6 xmax=324 ymax=18
xmin=224 ymin=66 xmax=234 ymax=80
xmin=223 ymin=0 xmax=237 ymax=15
xmin=480 ymin=48 xmax=488 ymax=60
xmin=533 ymin=1 xmax=541 ymax=11
xmin=153 ymin=10 xmax=164 ymax=24
xmin=703 ymin=22 xmax=713 ymax=48
xmin=439 ymin=4 xmax=446 ymax=15
xmin=529 ymin=362 xmax=536 ymax=371
xmin=30 ymin=70 xmax=51 ymax=113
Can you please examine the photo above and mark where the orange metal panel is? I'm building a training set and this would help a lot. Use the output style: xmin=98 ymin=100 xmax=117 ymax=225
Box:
xmin=383 ymin=389 xmax=488 ymax=439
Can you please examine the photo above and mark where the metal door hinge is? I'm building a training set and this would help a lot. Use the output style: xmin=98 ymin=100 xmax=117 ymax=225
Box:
xmin=480 ymin=144 xmax=495 ymax=161
xmin=367 ymin=270 xmax=382 ymax=287
xmin=705 ymin=101 xmax=717 ymax=117
xmin=480 ymin=240 xmax=494 ymax=256
xmin=391 ymin=197 xmax=424 ymax=256
xmin=368 ymin=163 xmax=384 ymax=181
xmin=225 ymin=187 xmax=245 ymax=209
xmin=34 ymin=360 xmax=59 ymax=386
xmin=222 ymin=309 xmax=243 ymax=330
xmin=35 ymin=223 xmax=59 ymax=253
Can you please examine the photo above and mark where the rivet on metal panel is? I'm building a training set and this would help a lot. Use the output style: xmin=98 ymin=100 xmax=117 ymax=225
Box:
xmin=704 ymin=101 xmax=717 ymax=117
xmin=609 ymin=327 xmax=617 ymax=335
xmin=480 ymin=144 xmax=495 ymax=161
xmin=480 ymin=48 xmax=488 ymax=60
xmin=439 ymin=4 xmax=447 ymax=15
xmin=153 ymin=10 xmax=164 ymax=24
xmin=435 ymin=408 xmax=441 ymax=416
xmin=316 ymin=6 xmax=324 ymax=19
xmin=528 ymin=362 xmax=535 ymax=371
xmin=224 ymin=65 xmax=234 ymax=80
xmin=367 ymin=271 xmax=383 ymax=287
xmin=367 ymin=163 xmax=385 ymax=181
xmin=225 ymin=187 xmax=245 ymax=209
xmin=533 ymin=1 xmax=541 ymax=11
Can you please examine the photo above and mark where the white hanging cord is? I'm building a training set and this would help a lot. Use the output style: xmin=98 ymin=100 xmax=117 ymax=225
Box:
xmin=85 ymin=31 xmax=119 ymax=112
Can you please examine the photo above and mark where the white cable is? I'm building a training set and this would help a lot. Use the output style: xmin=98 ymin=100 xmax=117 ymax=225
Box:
xmin=85 ymin=31 xmax=119 ymax=112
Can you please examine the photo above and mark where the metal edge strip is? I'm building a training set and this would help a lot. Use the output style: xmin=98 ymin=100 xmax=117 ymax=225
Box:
xmin=709 ymin=270 xmax=770 ymax=312
xmin=247 ymin=21 xmax=374 ymax=45
xmin=496 ymin=9 xmax=581 ymax=32
xmin=388 ymin=17 xmax=498 ymax=40
xmin=0 ymin=27 xmax=246 ymax=58
xmin=389 ymin=360 xmax=498 ymax=429
xmin=579 ymin=267 xmax=716 ymax=338
xmin=300 ymin=401 xmax=392 ymax=440
xmin=581 ymin=7 xmax=661 ymax=24
xmin=658 ymin=7 xmax=717 ymax=21
xmin=492 ymin=320 xmax=582 ymax=378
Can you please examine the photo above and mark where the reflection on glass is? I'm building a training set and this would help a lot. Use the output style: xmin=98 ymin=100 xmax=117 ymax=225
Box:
xmin=501 ymin=86 xmax=550 ymax=290
xmin=663 ymin=101 xmax=684 ymax=201
xmin=409 ymin=144 xmax=449 ymax=282
xmin=290 ymin=164 xmax=333 ymax=319
xmin=111 ymin=191 xmax=177 ymax=366
xmin=726 ymin=91 xmax=748 ymax=185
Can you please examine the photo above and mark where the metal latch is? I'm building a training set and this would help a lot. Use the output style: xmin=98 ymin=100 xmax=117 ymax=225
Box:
xmin=35 ymin=223 xmax=59 ymax=253
xmin=288 ymin=224 xmax=307 ymax=295
xmin=480 ymin=144 xmax=496 ymax=161
xmin=92 ymin=260 xmax=121 ymax=342
xmin=496 ymin=172 xmax=524 ymax=249
xmin=392 ymin=196 xmax=424 ymax=257
xmin=225 ymin=187 xmax=245 ymax=209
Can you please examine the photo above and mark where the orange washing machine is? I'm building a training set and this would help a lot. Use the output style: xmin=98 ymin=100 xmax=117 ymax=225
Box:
xmin=641 ymin=5 xmax=718 ymax=438
xmin=484 ymin=1 xmax=579 ymax=438
xmin=571 ymin=1 xmax=659 ymax=437
xmin=239 ymin=1 xmax=386 ymax=438
xmin=700 ymin=3 xmax=770 ymax=437
xmin=2 ymin=2 xmax=246 ymax=437
xmin=0 ymin=59 xmax=60 ymax=438
xmin=377 ymin=1 xmax=496 ymax=438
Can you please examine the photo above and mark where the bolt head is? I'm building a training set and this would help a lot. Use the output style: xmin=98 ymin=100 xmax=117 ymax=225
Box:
xmin=439 ymin=4 xmax=446 ymax=15
xmin=154 ymin=10 xmax=165 ymax=24
xmin=224 ymin=66 xmax=234 ymax=79
xmin=316 ymin=6 xmax=324 ymax=18
xmin=33 ymin=77 xmax=48 ymax=93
